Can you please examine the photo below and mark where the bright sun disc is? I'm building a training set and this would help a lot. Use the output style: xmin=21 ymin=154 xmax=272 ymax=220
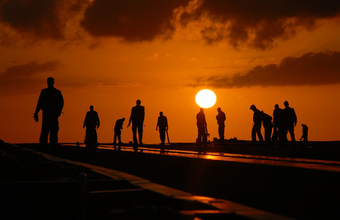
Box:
xmin=195 ymin=89 xmax=216 ymax=108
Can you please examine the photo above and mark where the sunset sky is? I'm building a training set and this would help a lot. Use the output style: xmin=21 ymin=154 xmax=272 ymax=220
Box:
xmin=1 ymin=0 xmax=340 ymax=144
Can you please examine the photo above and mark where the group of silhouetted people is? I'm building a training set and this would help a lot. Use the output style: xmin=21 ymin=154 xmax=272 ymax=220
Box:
xmin=195 ymin=107 xmax=226 ymax=147
xmin=34 ymin=78 xmax=169 ymax=152
xmin=34 ymin=77 xmax=308 ymax=153
xmin=250 ymin=101 xmax=307 ymax=148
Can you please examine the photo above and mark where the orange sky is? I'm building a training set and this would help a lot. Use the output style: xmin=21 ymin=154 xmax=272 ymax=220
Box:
xmin=1 ymin=0 xmax=340 ymax=144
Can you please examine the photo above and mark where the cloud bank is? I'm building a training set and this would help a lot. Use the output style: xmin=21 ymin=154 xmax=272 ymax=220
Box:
xmin=180 ymin=0 xmax=340 ymax=49
xmin=1 ymin=0 xmax=340 ymax=48
xmin=191 ymin=51 xmax=340 ymax=88
xmin=80 ymin=0 xmax=190 ymax=41
xmin=0 ymin=60 xmax=62 ymax=96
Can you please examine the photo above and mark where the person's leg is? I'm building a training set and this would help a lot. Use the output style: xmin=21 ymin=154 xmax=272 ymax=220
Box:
xmin=39 ymin=118 xmax=49 ymax=152
xmin=113 ymin=132 xmax=117 ymax=150
xmin=138 ymin=124 xmax=143 ymax=145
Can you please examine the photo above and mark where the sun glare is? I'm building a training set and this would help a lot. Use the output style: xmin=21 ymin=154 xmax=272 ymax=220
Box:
xmin=195 ymin=89 xmax=216 ymax=108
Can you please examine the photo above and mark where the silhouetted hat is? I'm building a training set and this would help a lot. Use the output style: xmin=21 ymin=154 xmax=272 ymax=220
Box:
xmin=250 ymin=105 xmax=256 ymax=110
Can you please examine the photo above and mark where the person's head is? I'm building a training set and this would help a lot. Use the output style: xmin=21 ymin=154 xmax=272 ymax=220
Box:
xmin=274 ymin=104 xmax=279 ymax=109
xmin=284 ymin=101 xmax=289 ymax=108
xmin=47 ymin=77 xmax=54 ymax=88
xmin=217 ymin=107 xmax=221 ymax=112
xmin=250 ymin=105 xmax=256 ymax=111
xmin=90 ymin=105 xmax=94 ymax=111
xmin=122 ymin=118 xmax=125 ymax=121
xmin=136 ymin=100 xmax=141 ymax=106
xmin=200 ymin=108 xmax=204 ymax=113
xmin=159 ymin=111 xmax=163 ymax=116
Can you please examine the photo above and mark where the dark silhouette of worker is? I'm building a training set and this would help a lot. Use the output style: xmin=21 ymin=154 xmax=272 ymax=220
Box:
xmin=262 ymin=111 xmax=273 ymax=147
xmin=272 ymin=104 xmax=284 ymax=147
xmin=156 ymin=112 xmax=168 ymax=150
xmin=127 ymin=99 xmax=145 ymax=152
xmin=113 ymin=118 xmax=125 ymax=151
xmin=34 ymin=77 xmax=64 ymax=153
xmin=196 ymin=108 xmax=208 ymax=145
xmin=83 ymin=105 xmax=100 ymax=148
xmin=250 ymin=105 xmax=263 ymax=145
xmin=282 ymin=101 xmax=297 ymax=148
xmin=216 ymin=107 xmax=226 ymax=145
xmin=300 ymin=124 xmax=308 ymax=142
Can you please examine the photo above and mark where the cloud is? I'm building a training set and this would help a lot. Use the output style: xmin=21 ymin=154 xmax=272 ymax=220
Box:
xmin=0 ymin=0 xmax=64 ymax=39
xmin=0 ymin=0 xmax=89 ymax=41
xmin=180 ymin=0 xmax=340 ymax=49
xmin=80 ymin=0 xmax=190 ymax=41
xmin=147 ymin=53 xmax=159 ymax=61
xmin=191 ymin=51 xmax=340 ymax=88
xmin=0 ymin=60 xmax=62 ymax=96
xmin=0 ymin=0 xmax=340 ymax=49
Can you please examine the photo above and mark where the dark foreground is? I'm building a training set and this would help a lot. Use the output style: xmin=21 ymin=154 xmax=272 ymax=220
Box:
xmin=2 ymin=140 xmax=340 ymax=219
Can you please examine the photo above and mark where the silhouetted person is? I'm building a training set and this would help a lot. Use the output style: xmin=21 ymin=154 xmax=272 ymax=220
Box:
xmin=83 ymin=105 xmax=100 ymax=148
xmin=156 ymin=112 xmax=168 ymax=149
xmin=113 ymin=118 xmax=125 ymax=151
xmin=216 ymin=107 xmax=226 ymax=145
xmin=262 ymin=111 xmax=273 ymax=147
xmin=272 ymin=104 xmax=284 ymax=147
xmin=282 ymin=101 xmax=297 ymax=148
xmin=34 ymin=77 xmax=64 ymax=153
xmin=127 ymin=100 xmax=145 ymax=151
xmin=250 ymin=105 xmax=263 ymax=145
xmin=196 ymin=108 xmax=207 ymax=145
xmin=300 ymin=124 xmax=308 ymax=142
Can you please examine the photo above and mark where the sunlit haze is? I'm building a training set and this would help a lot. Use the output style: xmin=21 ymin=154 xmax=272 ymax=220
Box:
xmin=1 ymin=0 xmax=340 ymax=144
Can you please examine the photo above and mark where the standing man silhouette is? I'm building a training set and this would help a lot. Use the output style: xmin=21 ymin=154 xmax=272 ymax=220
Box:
xmin=196 ymin=108 xmax=207 ymax=145
xmin=272 ymin=104 xmax=283 ymax=147
xmin=34 ymin=77 xmax=64 ymax=153
xmin=156 ymin=111 xmax=168 ymax=148
xmin=262 ymin=111 xmax=273 ymax=147
xmin=282 ymin=101 xmax=297 ymax=148
xmin=113 ymin=118 xmax=125 ymax=151
xmin=127 ymin=100 xmax=145 ymax=152
xmin=83 ymin=105 xmax=100 ymax=148
xmin=250 ymin=105 xmax=263 ymax=146
xmin=216 ymin=107 xmax=226 ymax=145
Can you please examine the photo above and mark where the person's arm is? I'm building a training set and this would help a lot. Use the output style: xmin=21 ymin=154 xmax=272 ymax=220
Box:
xmin=97 ymin=113 xmax=100 ymax=128
xmin=127 ymin=109 xmax=133 ymax=127
xmin=83 ymin=113 xmax=87 ymax=128
xmin=165 ymin=117 xmax=168 ymax=130
xmin=34 ymin=91 xmax=43 ymax=122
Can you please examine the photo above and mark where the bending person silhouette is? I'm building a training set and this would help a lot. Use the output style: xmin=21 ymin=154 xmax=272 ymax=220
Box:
xmin=216 ymin=107 xmax=226 ymax=145
xmin=127 ymin=100 xmax=145 ymax=151
xmin=196 ymin=108 xmax=207 ymax=145
xmin=83 ymin=105 xmax=100 ymax=148
xmin=282 ymin=101 xmax=297 ymax=148
xmin=156 ymin=112 xmax=168 ymax=148
xmin=34 ymin=77 xmax=64 ymax=153
xmin=113 ymin=118 xmax=125 ymax=151
xmin=300 ymin=124 xmax=308 ymax=142
xmin=250 ymin=105 xmax=263 ymax=146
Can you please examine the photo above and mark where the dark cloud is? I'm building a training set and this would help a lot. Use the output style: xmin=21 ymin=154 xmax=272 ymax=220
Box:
xmin=181 ymin=0 xmax=340 ymax=49
xmin=0 ymin=0 xmax=64 ymax=39
xmin=0 ymin=60 xmax=61 ymax=96
xmin=80 ymin=0 xmax=190 ymax=41
xmin=0 ymin=0 xmax=88 ymax=41
xmin=191 ymin=51 xmax=340 ymax=88
xmin=0 ymin=0 xmax=340 ymax=48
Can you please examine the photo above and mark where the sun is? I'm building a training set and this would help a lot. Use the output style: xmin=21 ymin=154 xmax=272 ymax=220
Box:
xmin=195 ymin=89 xmax=216 ymax=108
